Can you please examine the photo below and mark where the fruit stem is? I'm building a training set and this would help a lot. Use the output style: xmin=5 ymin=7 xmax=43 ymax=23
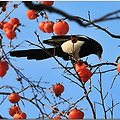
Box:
xmin=43 ymin=10 xmax=49 ymax=21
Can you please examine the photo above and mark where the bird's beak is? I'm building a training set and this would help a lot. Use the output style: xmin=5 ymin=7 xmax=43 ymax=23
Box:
xmin=97 ymin=51 xmax=102 ymax=62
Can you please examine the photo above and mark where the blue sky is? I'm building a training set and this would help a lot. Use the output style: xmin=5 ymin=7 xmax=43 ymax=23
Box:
xmin=0 ymin=1 xmax=120 ymax=119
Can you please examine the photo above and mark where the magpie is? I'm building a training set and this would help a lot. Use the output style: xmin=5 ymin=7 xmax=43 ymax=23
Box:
xmin=10 ymin=35 xmax=103 ymax=61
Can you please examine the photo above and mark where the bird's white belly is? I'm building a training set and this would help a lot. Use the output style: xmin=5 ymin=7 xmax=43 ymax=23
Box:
xmin=61 ymin=40 xmax=85 ymax=59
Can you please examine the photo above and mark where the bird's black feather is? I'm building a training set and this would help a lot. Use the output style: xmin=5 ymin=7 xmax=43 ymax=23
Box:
xmin=10 ymin=35 xmax=103 ymax=61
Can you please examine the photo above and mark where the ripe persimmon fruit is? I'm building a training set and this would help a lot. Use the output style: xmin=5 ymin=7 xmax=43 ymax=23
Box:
xmin=53 ymin=83 xmax=64 ymax=96
xmin=41 ymin=1 xmax=54 ymax=6
xmin=53 ymin=20 xmax=69 ymax=36
xmin=9 ymin=106 xmax=20 ymax=117
xmin=69 ymin=108 xmax=84 ymax=119
xmin=8 ymin=93 xmax=20 ymax=103
xmin=44 ymin=21 xmax=54 ymax=33
xmin=26 ymin=10 xmax=38 ymax=20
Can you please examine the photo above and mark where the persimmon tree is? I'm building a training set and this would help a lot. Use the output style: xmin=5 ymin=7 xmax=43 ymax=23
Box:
xmin=0 ymin=1 xmax=120 ymax=119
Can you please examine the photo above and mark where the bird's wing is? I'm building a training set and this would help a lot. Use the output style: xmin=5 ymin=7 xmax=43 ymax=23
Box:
xmin=43 ymin=35 xmax=89 ymax=47
xmin=43 ymin=35 xmax=72 ymax=47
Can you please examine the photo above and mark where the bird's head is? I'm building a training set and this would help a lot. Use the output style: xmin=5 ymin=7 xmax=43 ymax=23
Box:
xmin=78 ymin=37 xmax=103 ymax=62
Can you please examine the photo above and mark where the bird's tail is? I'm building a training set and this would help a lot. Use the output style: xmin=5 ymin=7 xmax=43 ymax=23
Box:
xmin=10 ymin=48 xmax=69 ymax=60
xmin=10 ymin=48 xmax=56 ymax=60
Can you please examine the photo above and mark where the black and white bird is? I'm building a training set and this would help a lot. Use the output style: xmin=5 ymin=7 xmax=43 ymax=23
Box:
xmin=10 ymin=35 xmax=103 ymax=61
